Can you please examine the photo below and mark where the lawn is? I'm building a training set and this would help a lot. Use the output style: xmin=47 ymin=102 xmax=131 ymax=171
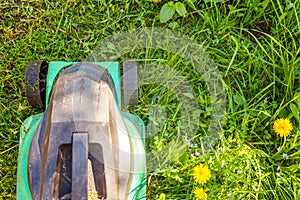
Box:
xmin=1 ymin=0 xmax=300 ymax=199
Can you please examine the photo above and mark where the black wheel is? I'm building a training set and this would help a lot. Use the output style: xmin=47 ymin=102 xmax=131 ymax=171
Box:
xmin=122 ymin=60 xmax=138 ymax=106
xmin=25 ymin=61 xmax=48 ymax=108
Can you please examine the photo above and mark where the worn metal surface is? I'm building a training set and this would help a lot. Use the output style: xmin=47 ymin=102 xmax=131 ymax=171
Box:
xmin=28 ymin=63 xmax=133 ymax=199
xmin=72 ymin=133 xmax=88 ymax=199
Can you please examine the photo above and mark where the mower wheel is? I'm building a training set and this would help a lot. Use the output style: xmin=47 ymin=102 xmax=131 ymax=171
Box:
xmin=25 ymin=61 xmax=48 ymax=108
xmin=122 ymin=60 xmax=138 ymax=106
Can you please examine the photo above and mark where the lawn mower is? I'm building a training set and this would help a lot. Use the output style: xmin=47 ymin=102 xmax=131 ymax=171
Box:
xmin=17 ymin=61 xmax=146 ymax=200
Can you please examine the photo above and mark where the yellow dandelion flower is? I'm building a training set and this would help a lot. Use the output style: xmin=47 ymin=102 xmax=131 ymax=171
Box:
xmin=273 ymin=118 xmax=293 ymax=137
xmin=194 ymin=187 xmax=207 ymax=200
xmin=192 ymin=164 xmax=211 ymax=184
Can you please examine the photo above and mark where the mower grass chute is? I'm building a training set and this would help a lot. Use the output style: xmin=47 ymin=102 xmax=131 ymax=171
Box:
xmin=17 ymin=61 xmax=146 ymax=200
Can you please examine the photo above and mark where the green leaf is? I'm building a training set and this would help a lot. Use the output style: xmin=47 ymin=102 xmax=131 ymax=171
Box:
xmin=160 ymin=2 xmax=176 ymax=23
xmin=158 ymin=193 xmax=166 ymax=200
xmin=106 ymin=42 xmax=116 ymax=50
xmin=168 ymin=21 xmax=179 ymax=29
xmin=205 ymin=0 xmax=225 ymax=2
xmin=289 ymin=103 xmax=299 ymax=120
xmin=233 ymin=94 xmax=246 ymax=106
xmin=184 ymin=0 xmax=196 ymax=10
xmin=183 ymin=92 xmax=194 ymax=99
xmin=175 ymin=2 xmax=187 ymax=17
xmin=293 ymin=92 xmax=300 ymax=109
xmin=228 ymin=5 xmax=235 ymax=11
xmin=279 ymin=108 xmax=289 ymax=118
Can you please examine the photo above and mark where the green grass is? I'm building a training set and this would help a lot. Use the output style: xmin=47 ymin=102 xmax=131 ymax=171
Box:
xmin=1 ymin=0 xmax=300 ymax=199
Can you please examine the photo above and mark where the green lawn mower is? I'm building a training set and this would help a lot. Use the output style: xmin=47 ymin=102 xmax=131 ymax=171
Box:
xmin=17 ymin=61 xmax=146 ymax=200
